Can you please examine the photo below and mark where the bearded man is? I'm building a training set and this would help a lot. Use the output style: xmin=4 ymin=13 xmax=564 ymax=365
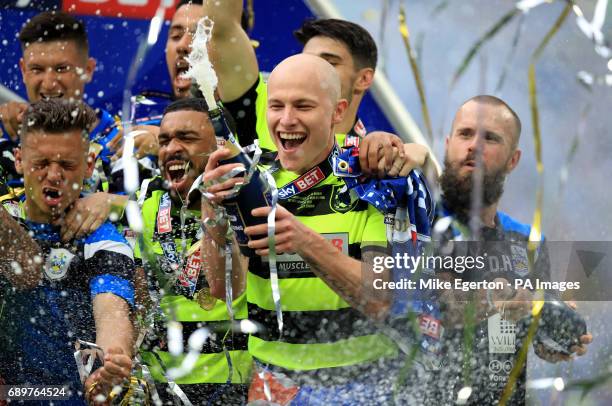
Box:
xmin=427 ymin=95 xmax=592 ymax=405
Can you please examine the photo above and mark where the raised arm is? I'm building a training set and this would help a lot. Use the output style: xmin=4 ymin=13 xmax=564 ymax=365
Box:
xmin=205 ymin=0 xmax=259 ymax=102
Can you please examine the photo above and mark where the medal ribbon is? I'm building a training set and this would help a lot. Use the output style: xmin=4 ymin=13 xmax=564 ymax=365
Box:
xmin=155 ymin=192 xmax=202 ymax=297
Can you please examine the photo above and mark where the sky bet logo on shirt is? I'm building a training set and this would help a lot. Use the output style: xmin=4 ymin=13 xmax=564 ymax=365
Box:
xmin=278 ymin=167 xmax=325 ymax=200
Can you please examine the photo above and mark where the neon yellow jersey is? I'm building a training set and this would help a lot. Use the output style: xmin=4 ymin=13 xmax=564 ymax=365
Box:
xmin=137 ymin=179 xmax=252 ymax=387
xmin=246 ymin=154 xmax=396 ymax=373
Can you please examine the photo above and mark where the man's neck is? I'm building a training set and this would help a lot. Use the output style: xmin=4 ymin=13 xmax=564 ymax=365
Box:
xmin=24 ymin=201 xmax=56 ymax=224
xmin=293 ymin=138 xmax=336 ymax=176
xmin=171 ymin=193 xmax=201 ymax=212
xmin=480 ymin=204 xmax=498 ymax=229
xmin=444 ymin=201 xmax=498 ymax=230
xmin=335 ymin=96 xmax=362 ymax=135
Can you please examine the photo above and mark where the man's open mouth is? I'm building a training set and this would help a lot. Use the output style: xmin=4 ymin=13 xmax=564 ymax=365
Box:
xmin=279 ymin=132 xmax=307 ymax=149
xmin=165 ymin=161 xmax=190 ymax=183
xmin=42 ymin=187 xmax=63 ymax=205
xmin=40 ymin=93 xmax=64 ymax=100
xmin=174 ymin=60 xmax=191 ymax=89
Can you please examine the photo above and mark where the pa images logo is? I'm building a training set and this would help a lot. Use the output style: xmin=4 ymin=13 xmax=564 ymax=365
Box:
xmin=329 ymin=185 xmax=358 ymax=213
xmin=44 ymin=248 xmax=75 ymax=281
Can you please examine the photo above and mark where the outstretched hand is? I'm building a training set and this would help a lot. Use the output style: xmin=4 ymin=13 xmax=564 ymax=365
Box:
xmin=84 ymin=347 xmax=132 ymax=405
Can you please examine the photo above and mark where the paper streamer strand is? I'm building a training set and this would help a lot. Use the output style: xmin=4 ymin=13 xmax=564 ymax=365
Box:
xmin=499 ymin=297 xmax=545 ymax=406
xmin=495 ymin=13 xmax=526 ymax=93
xmin=499 ymin=4 xmax=572 ymax=404
xmin=451 ymin=7 xmax=520 ymax=88
xmin=399 ymin=4 xmax=434 ymax=142
xmin=247 ymin=0 xmax=255 ymax=31
xmin=262 ymin=170 xmax=282 ymax=335
xmin=527 ymin=1 xmax=571 ymax=245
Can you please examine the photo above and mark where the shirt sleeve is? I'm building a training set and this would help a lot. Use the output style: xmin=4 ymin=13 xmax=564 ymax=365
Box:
xmin=224 ymin=76 xmax=260 ymax=146
xmin=85 ymin=222 xmax=135 ymax=306
xmin=223 ymin=74 xmax=276 ymax=152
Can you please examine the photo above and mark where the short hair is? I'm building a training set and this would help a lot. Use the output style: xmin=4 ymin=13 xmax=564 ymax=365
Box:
xmin=18 ymin=11 xmax=88 ymax=54
xmin=463 ymin=95 xmax=522 ymax=147
xmin=294 ymin=19 xmax=378 ymax=70
xmin=163 ymin=98 xmax=241 ymax=134
xmin=164 ymin=97 xmax=210 ymax=116
xmin=20 ymin=99 xmax=96 ymax=146
xmin=175 ymin=0 xmax=203 ymax=10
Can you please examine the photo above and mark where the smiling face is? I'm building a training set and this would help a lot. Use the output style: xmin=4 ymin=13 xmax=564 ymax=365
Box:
xmin=15 ymin=129 xmax=93 ymax=223
xmin=158 ymin=109 xmax=216 ymax=201
xmin=166 ymin=3 xmax=205 ymax=99
xmin=19 ymin=40 xmax=95 ymax=102
xmin=266 ymin=54 xmax=347 ymax=174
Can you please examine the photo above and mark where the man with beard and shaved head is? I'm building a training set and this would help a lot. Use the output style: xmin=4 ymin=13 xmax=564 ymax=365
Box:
xmin=422 ymin=95 xmax=592 ymax=405
xmin=439 ymin=95 xmax=521 ymax=227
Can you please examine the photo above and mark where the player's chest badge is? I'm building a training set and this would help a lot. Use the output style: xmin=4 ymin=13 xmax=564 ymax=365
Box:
xmin=44 ymin=248 xmax=75 ymax=281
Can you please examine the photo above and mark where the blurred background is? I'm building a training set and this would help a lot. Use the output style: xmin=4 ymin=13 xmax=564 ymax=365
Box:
xmin=1 ymin=0 xmax=610 ymax=403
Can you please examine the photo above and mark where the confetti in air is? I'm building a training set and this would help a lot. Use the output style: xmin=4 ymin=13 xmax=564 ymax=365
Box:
xmin=184 ymin=17 xmax=218 ymax=110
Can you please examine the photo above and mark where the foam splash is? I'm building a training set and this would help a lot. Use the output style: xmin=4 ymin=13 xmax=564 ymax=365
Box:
xmin=184 ymin=17 xmax=218 ymax=110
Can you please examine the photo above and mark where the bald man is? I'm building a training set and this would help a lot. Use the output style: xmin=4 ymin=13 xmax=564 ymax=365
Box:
xmin=203 ymin=54 xmax=398 ymax=403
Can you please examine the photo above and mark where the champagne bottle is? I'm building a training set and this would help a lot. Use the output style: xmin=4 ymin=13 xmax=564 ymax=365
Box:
xmin=209 ymin=108 xmax=271 ymax=257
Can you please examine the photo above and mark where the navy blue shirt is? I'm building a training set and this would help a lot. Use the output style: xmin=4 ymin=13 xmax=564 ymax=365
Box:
xmin=0 ymin=210 xmax=134 ymax=404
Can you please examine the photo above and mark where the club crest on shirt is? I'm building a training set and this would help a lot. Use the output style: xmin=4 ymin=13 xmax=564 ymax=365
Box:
xmin=329 ymin=184 xmax=358 ymax=214
xmin=510 ymin=244 xmax=529 ymax=277
xmin=44 ymin=248 xmax=75 ymax=281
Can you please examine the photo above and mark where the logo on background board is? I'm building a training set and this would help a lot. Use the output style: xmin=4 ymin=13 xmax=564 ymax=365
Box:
xmin=61 ymin=0 xmax=179 ymax=20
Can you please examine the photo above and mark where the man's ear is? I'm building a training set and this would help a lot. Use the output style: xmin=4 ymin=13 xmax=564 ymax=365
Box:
xmin=19 ymin=58 xmax=26 ymax=81
xmin=14 ymin=147 xmax=23 ymax=175
xmin=85 ymin=151 xmax=96 ymax=178
xmin=353 ymin=67 xmax=374 ymax=92
xmin=333 ymin=99 xmax=349 ymax=125
xmin=506 ymin=148 xmax=521 ymax=173
xmin=83 ymin=57 xmax=96 ymax=83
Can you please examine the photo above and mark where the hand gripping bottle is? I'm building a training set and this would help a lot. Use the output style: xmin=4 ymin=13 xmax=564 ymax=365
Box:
xmin=209 ymin=108 xmax=271 ymax=257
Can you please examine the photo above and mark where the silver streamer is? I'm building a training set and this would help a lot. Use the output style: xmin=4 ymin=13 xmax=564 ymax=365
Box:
xmin=73 ymin=339 xmax=104 ymax=385
xmin=261 ymin=170 xmax=282 ymax=334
